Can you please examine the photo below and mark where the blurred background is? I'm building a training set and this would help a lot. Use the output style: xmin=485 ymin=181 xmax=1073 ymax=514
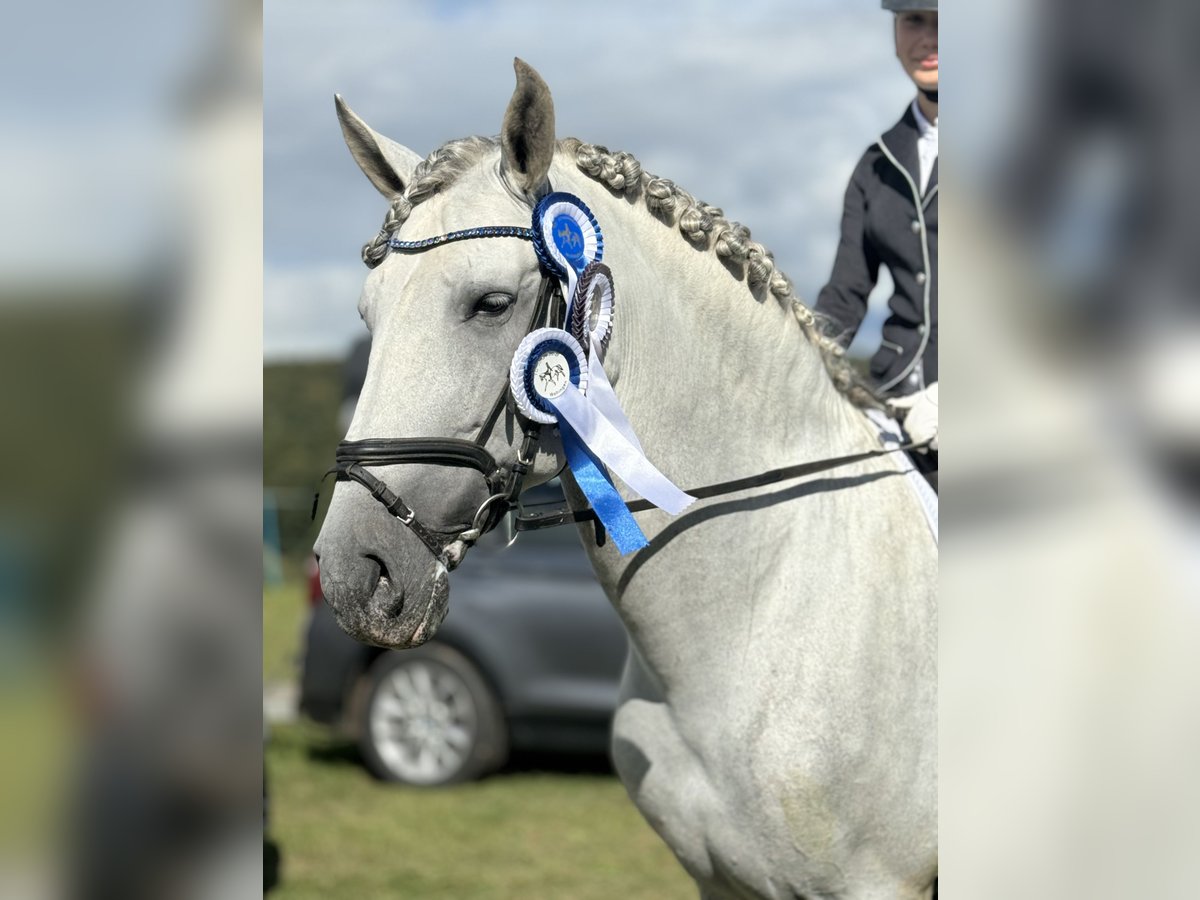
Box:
xmin=942 ymin=0 xmax=1200 ymax=896
xmin=0 ymin=0 xmax=1196 ymax=896
xmin=0 ymin=0 xmax=264 ymax=897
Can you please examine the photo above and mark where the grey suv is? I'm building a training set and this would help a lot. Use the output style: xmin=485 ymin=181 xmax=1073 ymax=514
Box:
xmin=300 ymin=484 xmax=628 ymax=786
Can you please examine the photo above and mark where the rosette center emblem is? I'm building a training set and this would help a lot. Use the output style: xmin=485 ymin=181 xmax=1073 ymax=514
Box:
xmin=552 ymin=214 xmax=586 ymax=268
xmin=533 ymin=351 xmax=570 ymax=400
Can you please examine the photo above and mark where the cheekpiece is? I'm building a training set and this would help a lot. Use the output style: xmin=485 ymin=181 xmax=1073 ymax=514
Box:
xmin=532 ymin=192 xmax=603 ymax=280
xmin=570 ymin=261 xmax=616 ymax=353
xmin=509 ymin=328 xmax=589 ymax=425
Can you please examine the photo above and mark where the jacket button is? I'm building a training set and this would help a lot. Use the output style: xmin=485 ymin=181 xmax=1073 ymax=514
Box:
xmin=915 ymin=271 xmax=927 ymax=285
xmin=911 ymin=219 xmax=921 ymax=233
xmin=918 ymin=323 xmax=927 ymax=335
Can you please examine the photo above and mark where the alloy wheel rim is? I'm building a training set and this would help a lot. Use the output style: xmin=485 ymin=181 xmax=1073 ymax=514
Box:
xmin=370 ymin=660 xmax=478 ymax=783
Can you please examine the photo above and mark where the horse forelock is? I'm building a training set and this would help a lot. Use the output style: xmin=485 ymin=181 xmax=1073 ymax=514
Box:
xmin=360 ymin=135 xmax=879 ymax=410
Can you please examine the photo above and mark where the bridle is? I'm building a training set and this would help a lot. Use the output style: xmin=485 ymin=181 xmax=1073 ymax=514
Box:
xmin=324 ymin=228 xmax=565 ymax=569
xmin=318 ymin=205 xmax=928 ymax=569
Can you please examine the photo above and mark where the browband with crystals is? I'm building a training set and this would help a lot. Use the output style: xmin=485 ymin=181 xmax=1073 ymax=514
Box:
xmin=388 ymin=225 xmax=534 ymax=252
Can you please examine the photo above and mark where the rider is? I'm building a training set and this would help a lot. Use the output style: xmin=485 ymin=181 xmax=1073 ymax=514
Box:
xmin=815 ymin=0 xmax=938 ymax=476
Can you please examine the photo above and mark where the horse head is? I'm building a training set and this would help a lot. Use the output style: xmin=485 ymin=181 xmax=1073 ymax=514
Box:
xmin=314 ymin=60 xmax=566 ymax=649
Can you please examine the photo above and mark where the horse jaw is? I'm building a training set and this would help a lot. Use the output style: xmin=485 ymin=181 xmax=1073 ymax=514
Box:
xmin=314 ymin=491 xmax=451 ymax=649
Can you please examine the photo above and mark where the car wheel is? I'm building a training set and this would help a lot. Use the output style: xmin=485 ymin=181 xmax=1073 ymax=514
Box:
xmin=358 ymin=643 xmax=508 ymax=786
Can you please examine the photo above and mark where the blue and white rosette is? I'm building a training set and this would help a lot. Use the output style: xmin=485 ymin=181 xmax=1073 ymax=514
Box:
xmin=532 ymin=192 xmax=603 ymax=316
xmin=510 ymin=326 xmax=692 ymax=554
xmin=509 ymin=328 xmax=589 ymax=426
xmin=511 ymin=328 xmax=650 ymax=553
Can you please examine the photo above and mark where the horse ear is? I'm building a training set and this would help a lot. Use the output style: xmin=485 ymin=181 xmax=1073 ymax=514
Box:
xmin=500 ymin=58 xmax=556 ymax=197
xmin=335 ymin=94 xmax=423 ymax=199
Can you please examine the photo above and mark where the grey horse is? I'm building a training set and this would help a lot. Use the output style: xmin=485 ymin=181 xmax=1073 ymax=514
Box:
xmin=315 ymin=60 xmax=937 ymax=900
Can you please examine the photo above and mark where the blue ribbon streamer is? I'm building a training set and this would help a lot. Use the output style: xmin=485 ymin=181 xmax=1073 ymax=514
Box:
xmin=558 ymin=418 xmax=648 ymax=554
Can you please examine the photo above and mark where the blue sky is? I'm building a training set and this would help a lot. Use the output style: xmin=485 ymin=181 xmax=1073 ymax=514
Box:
xmin=264 ymin=0 xmax=915 ymax=359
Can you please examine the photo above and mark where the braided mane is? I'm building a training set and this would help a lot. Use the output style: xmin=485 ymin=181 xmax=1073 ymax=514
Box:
xmin=362 ymin=136 xmax=879 ymax=410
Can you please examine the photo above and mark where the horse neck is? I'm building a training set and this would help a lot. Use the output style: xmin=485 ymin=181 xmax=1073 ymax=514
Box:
xmin=544 ymin=167 xmax=931 ymax=705
xmin=535 ymin=166 xmax=935 ymax=713
xmin=568 ymin=172 xmax=871 ymax=491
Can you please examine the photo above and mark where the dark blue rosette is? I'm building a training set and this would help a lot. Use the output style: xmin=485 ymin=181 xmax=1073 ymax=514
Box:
xmin=531 ymin=192 xmax=603 ymax=282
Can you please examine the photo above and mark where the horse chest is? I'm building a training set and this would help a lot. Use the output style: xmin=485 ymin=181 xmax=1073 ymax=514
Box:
xmin=611 ymin=694 xmax=850 ymax=899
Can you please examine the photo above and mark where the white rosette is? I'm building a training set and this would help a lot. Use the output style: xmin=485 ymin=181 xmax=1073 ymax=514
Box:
xmin=570 ymin=261 xmax=616 ymax=356
xmin=508 ymin=328 xmax=589 ymax=425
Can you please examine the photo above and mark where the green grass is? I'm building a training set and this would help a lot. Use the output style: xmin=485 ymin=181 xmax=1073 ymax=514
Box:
xmin=264 ymin=573 xmax=694 ymax=899
xmin=266 ymin=721 xmax=695 ymax=899
xmin=0 ymin=676 xmax=68 ymax=855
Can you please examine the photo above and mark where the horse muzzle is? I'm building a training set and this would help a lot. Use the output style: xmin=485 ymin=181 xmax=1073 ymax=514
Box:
xmin=316 ymin=548 xmax=450 ymax=649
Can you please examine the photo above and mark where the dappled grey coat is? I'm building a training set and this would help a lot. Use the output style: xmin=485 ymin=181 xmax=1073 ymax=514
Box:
xmin=816 ymin=104 xmax=938 ymax=397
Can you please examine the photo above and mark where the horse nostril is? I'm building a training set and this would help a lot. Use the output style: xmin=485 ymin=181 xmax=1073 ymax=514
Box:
xmin=365 ymin=553 xmax=390 ymax=587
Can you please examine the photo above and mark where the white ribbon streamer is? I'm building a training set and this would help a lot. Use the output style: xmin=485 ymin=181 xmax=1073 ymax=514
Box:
xmin=563 ymin=270 xmax=580 ymax=316
xmin=548 ymin=383 xmax=694 ymax=516
xmin=586 ymin=336 xmax=642 ymax=452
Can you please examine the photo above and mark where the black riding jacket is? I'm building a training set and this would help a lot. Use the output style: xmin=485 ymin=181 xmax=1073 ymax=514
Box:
xmin=815 ymin=103 xmax=938 ymax=397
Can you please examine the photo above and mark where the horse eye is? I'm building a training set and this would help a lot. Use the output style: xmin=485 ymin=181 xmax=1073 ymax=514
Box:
xmin=473 ymin=292 xmax=516 ymax=317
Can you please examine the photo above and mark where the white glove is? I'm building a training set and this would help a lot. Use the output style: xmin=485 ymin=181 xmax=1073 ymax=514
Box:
xmin=889 ymin=382 xmax=938 ymax=451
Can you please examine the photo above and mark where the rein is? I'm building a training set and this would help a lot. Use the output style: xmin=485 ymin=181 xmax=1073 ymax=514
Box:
xmin=513 ymin=439 xmax=930 ymax=539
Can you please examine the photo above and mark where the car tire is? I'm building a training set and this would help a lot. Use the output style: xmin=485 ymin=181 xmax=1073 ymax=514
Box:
xmin=358 ymin=643 xmax=508 ymax=786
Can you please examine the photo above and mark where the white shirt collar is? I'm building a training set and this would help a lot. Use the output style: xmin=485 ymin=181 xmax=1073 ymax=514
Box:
xmin=912 ymin=99 xmax=937 ymax=134
xmin=911 ymin=99 xmax=938 ymax=193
